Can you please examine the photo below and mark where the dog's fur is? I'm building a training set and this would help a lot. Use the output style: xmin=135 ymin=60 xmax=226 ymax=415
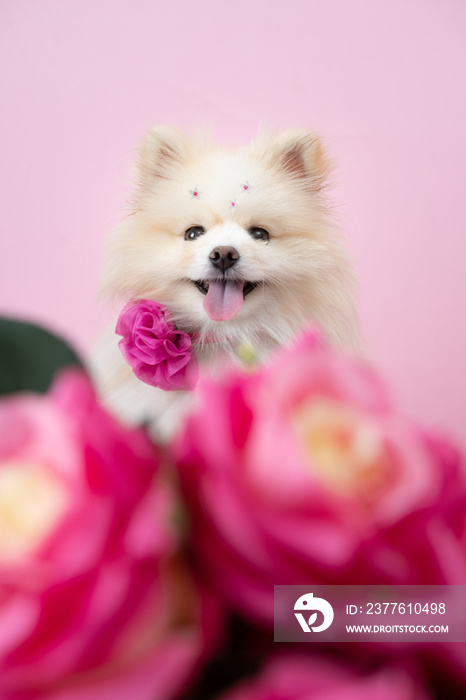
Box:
xmin=92 ymin=126 xmax=361 ymax=438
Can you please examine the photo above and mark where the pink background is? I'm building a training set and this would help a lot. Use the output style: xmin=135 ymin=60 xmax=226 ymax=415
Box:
xmin=1 ymin=1 xmax=465 ymax=446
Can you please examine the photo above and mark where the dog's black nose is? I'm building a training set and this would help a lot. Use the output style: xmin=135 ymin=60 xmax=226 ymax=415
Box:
xmin=209 ymin=246 xmax=239 ymax=272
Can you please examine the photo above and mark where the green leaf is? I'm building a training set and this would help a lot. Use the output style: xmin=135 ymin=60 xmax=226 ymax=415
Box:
xmin=0 ymin=318 xmax=84 ymax=396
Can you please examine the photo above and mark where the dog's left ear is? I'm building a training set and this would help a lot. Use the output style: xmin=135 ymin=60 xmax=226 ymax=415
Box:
xmin=268 ymin=129 xmax=332 ymax=191
xmin=136 ymin=125 xmax=188 ymax=195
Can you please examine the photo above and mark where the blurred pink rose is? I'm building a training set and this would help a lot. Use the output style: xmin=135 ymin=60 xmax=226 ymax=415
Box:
xmin=0 ymin=371 xmax=216 ymax=700
xmin=217 ymin=654 xmax=431 ymax=700
xmin=175 ymin=332 xmax=465 ymax=621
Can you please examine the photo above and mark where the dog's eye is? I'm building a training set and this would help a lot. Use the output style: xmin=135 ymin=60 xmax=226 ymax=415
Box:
xmin=248 ymin=227 xmax=269 ymax=242
xmin=185 ymin=226 xmax=206 ymax=241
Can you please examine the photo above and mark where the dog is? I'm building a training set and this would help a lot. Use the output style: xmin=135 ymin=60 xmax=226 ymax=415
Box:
xmin=92 ymin=125 xmax=361 ymax=439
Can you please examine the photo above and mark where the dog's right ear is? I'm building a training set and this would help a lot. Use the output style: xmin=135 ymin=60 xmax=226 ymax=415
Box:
xmin=136 ymin=125 xmax=187 ymax=194
xmin=257 ymin=129 xmax=333 ymax=192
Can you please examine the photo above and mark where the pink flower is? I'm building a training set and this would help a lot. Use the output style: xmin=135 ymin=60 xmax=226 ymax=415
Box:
xmin=116 ymin=300 xmax=198 ymax=391
xmin=175 ymin=332 xmax=465 ymax=622
xmin=217 ymin=654 xmax=431 ymax=700
xmin=0 ymin=371 xmax=215 ymax=700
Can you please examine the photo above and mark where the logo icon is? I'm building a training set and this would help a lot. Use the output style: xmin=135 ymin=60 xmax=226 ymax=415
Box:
xmin=294 ymin=592 xmax=334 ymax=632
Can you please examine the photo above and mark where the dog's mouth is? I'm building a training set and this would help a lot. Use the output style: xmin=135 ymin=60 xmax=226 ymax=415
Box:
xmin=193 ymin=279 xmax=261 ymax=321
xmin=194 ymin=280 xmax=259 ymax=298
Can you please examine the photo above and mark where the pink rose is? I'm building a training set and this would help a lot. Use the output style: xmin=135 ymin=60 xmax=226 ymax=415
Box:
xmin=116 ymin=300 xmax=198 ymax=391
xmin=217 ymin=654 xmax=431 ymax=700
xmin=175 ymin=332 xmax=465 ymax=622
xmin=0 ymin=371 xmax=215 ymax=700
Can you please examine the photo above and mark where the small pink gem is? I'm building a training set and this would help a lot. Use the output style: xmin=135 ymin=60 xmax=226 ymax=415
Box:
xmin=244 ymin=185 xmax=248 ymax=190
xmin=193 ymin=191 xmax=198 ymax=196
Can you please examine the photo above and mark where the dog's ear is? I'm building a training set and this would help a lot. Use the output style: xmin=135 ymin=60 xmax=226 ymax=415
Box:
xmin=136 ymin=125 xmax=187 ymax=192
xmin=268 ymin=129 xmax=332 ymax=191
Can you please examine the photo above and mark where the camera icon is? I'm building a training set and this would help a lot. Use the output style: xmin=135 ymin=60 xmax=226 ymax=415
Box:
xmin=294 ymin=592 xmax=334 ymax=632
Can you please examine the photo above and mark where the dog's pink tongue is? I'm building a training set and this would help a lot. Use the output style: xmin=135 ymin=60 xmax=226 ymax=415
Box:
xmin=203 ymin=279 xmax=244 ymax=321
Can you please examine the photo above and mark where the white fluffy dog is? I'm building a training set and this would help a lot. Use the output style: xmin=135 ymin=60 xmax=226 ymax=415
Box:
xmin=92 ymin=125 xmax=360 ymax=438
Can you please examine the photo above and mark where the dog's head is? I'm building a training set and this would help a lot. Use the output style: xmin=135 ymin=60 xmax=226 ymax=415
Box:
xmin=104 ymin=126 xmax=359 ymax=350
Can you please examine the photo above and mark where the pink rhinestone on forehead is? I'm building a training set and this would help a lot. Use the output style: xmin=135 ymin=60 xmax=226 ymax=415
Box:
xmin=188 ymin=183 xmax=252 ymax=207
